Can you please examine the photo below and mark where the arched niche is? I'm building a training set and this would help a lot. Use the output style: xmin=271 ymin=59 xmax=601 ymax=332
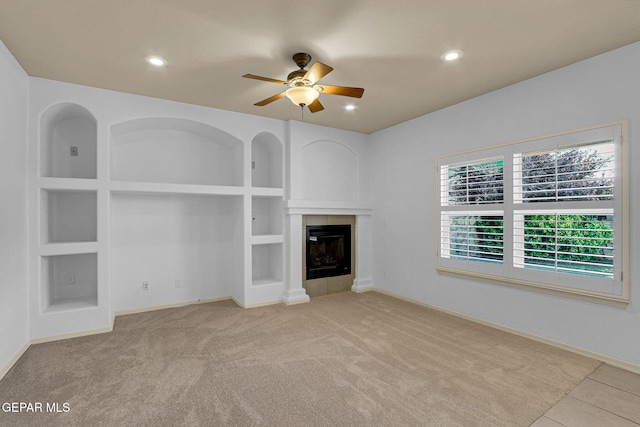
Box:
xmin=300 ymin=140 xmax=358 ymax=201
xmin=40 ymin=103 xmax=97 ymax=179
xmin=251 ymin=132 xmax=283 ymax=188
xmin=110 ymin=118 xmax=244 ymax=186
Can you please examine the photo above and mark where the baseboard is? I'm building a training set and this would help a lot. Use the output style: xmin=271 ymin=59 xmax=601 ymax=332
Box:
xmin=113 ymin=296 xmax=232 ymax=318
xmin=373 ymin=288 xmax=640 ymax=375
xmin=232 ymin=297 xmax=283 ymax=309
xmin=30 ymin=326 xmax=114 ymax=345
xmin=351 ymin=278 xmax=375 ymax=293
xmin=0 ymin=342 xmax=30 ymax=381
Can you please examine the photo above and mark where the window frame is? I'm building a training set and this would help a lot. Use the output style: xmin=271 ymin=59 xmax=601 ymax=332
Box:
xmin=436 ymin=121 xmax=628 ymax=306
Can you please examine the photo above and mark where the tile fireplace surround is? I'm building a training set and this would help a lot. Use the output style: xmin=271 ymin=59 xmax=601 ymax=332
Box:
xmin=283 ymin=201 xmax=373 ymax=304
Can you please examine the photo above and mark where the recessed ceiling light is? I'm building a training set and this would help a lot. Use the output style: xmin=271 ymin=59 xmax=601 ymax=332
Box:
xmin=344 ymin=104 xmax=356 ymax=111
xmin=441 ymin=50 xmax=463 ymax=62
xmin=145 ymin=55 xmax=167 ymax=67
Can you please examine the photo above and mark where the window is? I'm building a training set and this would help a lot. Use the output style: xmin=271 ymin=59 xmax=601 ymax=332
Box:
xmin=437 ymin=122 xmax=628 ymax=305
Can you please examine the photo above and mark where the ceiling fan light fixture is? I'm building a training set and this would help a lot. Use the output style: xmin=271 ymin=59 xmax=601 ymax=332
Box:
xmin=285 ymin=86 xmax=319 ymax=106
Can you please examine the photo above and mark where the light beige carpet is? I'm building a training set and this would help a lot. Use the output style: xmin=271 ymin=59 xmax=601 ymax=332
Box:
xmin=0 ymin=292 xmax=600 ymax=426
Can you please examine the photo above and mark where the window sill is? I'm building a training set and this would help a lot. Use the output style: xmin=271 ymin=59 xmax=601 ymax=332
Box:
xmin=436 ymin=266 xmax=629 ymax=308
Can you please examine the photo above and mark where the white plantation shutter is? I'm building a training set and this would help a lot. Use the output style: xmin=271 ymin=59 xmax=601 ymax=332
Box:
xmin=440 ymin=157 xmax=504 ymax=206
xmin=439 ymin=157 xmax=505 ymax=271
xmin=512 ymin=140 xmax=616 ymax=282
xmin=513 ymin=210 xmax=614 ymax=279
xmin=440 ymin=212 xmax=504 ymax=263
xmin=513 ymin=141 xmax=615 ymax=204
xmin=436 ymin=122 xmax=627 ymax=304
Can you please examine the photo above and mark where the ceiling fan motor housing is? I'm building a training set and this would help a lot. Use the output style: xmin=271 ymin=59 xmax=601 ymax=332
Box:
xmin=288 ymin=53 xmax=313 ymax=86
xmin=287 ymin=69 xmax=308 ymax=86
xmin=292 ymin=52 xmax=312 ymax=69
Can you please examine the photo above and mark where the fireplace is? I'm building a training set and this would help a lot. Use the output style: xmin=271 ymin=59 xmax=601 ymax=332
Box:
xmin=306 ymin=224 xmax=351 ymax=280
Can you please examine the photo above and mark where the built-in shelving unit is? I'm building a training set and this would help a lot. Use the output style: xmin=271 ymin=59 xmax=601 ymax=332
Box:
xmin=108 ymin=118 xmax=250 ymax=310
xmin=250 ymin=133 xmax=284 ymax=289
xmin=38 ymin=103 xmax=99 ymax=313
xmin=107 ymin=118 xmax=287 ymax=310
xmin=33 ymin=103 xmax=286 ymax=333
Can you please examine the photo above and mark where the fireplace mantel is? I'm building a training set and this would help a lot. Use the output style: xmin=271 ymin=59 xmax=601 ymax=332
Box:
xmin=284 ymin=200 xmax=372 ymax=217
xmin=282 ymin=200 xmax=374 ymax=304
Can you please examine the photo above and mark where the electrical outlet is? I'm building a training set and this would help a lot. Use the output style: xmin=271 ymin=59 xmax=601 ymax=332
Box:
xmin=66 ymin=273 xmax=76 ymax=284
xmin=70 ymin=146 xmax=78 ymax=156
xmin=142 ymin=281 xmax=149 ymax=291
xmin=175 ymin=279 xmax=181 ymax=288
xmin=251 ymin=160 xmax=256 ymax=169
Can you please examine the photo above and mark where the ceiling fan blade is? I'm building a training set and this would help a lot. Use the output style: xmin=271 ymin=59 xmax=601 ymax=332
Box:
xmin=242 ymin=74 xmax=287 ymax=85
xmin=308 ymin=99 xmax=324 ymax=113
xmin=254 ymin=92 xmax=286 ymax=106
xmin=303 ymin=62 xmax=333 ymax=84
xmin=317 ymin=85 xmax=364 ymax=98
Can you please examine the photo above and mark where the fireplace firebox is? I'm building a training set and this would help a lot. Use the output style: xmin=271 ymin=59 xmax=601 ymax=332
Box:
xmin=306 ymin=224 xmax=351 ymax=280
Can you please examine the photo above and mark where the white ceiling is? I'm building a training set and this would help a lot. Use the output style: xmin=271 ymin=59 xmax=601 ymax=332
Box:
xmin=1 ymin=1 xmax=640 ymax=134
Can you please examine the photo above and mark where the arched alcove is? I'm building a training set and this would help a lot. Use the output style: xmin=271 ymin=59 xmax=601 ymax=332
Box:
xmin=40 ymin=103 xmax=97 ymax=179
xmin=251 ymin=132 xmax=283 ymax=188
xmin=110 ymin=118 xmax=244 ymax=186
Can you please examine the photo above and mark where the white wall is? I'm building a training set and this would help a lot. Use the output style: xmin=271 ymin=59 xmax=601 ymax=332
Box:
xmin=0 ymin=40 xmax=29 ymax=373
xmin=369 ymin=42 xmax=640 ymax=366
xmin=287 ymin=120 xmax=370 ymax=204
xmin=110 ymin=194 xmax=242 ymax=312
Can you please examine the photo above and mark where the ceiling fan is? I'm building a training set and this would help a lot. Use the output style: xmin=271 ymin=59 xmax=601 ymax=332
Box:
xmin=242 ymin=52 xmax=364 ymax=113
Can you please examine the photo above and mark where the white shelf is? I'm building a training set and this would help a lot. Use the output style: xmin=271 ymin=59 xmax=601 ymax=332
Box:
xmin=44 ymin=296 xmax=98 ymax=313
xmin=109 ymin=181 xmax=245 ymax=196
xmin=251 ymin=187 xmax=284 ymax=197
xmin=251 ymin=234 xmax=283 ymax=245
xmin=252 ymin=277 xmax=284 ymax=287
xmin=39 ymin=242 xmax=98 ymax=256
xmin=39 ymin=177 xmax=99 ymax=191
